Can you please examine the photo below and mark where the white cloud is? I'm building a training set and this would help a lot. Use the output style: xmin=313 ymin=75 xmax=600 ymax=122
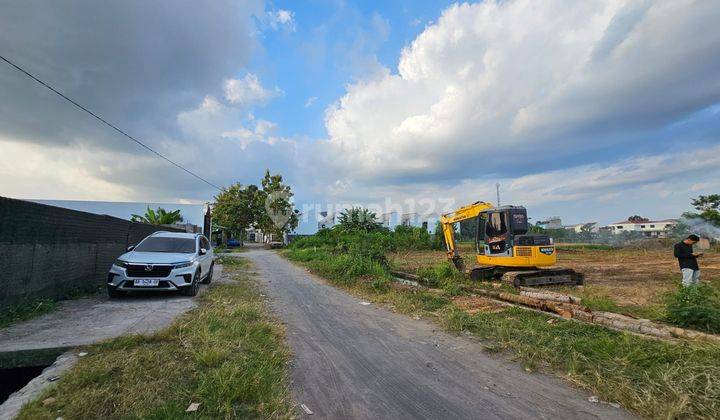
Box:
xmin=266 ymin=9 xmax=296 ymax=31
xmin=305 ymin=96 xmax=318 ymax=108
xmin=323 ymin=0 xmax=720 ymax=182
xmin=319 ymin=143 xmax=720 ymax=225
xmin=224 ymin=74 xmax=283 ymax=107
xmin=0 ymin=137 xmax=138 ymax=201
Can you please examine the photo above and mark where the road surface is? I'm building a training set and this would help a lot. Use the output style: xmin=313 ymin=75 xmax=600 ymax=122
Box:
xmin=242 ymin=248 xmax=631 ymax=419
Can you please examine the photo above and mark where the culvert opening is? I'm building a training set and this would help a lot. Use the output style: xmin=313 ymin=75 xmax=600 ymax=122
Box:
xmin=0 ymin=364 xmax=50 ymax=403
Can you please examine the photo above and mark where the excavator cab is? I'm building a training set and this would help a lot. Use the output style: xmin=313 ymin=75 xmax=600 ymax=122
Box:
xmin=477 ymin=207 xmax=553 ymax=256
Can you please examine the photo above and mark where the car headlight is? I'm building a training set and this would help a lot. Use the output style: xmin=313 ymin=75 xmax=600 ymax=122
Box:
xmin=114 ymin=259 xmax=129 ymax=268
xmin=173 ymin=261 xmax=193 ymax=269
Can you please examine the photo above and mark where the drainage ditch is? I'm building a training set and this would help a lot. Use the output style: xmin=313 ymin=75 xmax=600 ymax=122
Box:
xmin=0 ymin=364 xmax=49 ymax=403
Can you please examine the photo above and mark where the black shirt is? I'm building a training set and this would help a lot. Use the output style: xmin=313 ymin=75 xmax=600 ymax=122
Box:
xmin=674 ymin=241 xmax=699 ymax=270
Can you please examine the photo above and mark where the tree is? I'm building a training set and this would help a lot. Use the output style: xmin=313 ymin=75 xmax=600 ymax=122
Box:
xmin=257 ymin=170 xmax=300 ymax=237
xmin=690 ymin=194 xmax=720 ymax=227
xmin=131 ymin=207 xmax=183 ymax=225
xmin=336 ymin=207 xmax=383 ymax=232
xmin=213 ymin=170 xmax=300 ymax=245
xmin=213 ymin=183 xmax=264 ymax=244
xmin=627 ymin=215 xmax=649 ymax=223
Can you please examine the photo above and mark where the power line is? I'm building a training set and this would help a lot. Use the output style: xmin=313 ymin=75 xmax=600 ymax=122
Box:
xmin=0 ymin=54 xmax=222 ymax=191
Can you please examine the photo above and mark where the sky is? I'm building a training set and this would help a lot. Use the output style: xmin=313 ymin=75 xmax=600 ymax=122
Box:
xmin=1 ymin=0 xmax=719 ymax=233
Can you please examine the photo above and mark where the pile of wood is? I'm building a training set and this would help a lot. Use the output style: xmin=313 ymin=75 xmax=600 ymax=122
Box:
xmin=390 ymin=270 xmax=720 ymax=344
xmin=465 ymin=285 xmax=720 ymax=343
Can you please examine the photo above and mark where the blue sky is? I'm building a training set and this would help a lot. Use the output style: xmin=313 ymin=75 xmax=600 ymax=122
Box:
xmin=1 ymin=0 xmax=719 ymax=233
xmin=249 ymin=0 xmax=456 ymax=139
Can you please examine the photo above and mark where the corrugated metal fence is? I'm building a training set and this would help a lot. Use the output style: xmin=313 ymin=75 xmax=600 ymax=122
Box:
xmin=0 ymin=196 xmax=181 ymax=309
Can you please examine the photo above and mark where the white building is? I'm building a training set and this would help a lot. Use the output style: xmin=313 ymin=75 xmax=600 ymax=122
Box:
xmin=564 ymin=222 xmax=599 ymax=233
xmin=317 ymin=211 xmax=335 ymax=230
xmin=606 ymin=219 xmax=677 ymax=237
xmin=539 ymin=216 xmax=562 ymax=229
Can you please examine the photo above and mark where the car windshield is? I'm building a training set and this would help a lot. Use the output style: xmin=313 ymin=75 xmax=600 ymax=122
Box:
xmin=134 ymin=237 xmax=196 ymax=253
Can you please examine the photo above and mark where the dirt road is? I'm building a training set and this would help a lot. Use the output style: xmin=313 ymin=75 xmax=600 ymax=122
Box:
xmin=242 ymin=249 xmax=631 ymax=419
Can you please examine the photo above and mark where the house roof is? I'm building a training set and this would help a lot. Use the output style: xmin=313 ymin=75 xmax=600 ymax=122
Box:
xmin=609 ymin=219 xmax=678 ymax=225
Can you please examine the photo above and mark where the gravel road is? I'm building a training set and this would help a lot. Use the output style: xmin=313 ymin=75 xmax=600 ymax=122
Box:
xmin=242 ymin=248 xmax=632 ymax=419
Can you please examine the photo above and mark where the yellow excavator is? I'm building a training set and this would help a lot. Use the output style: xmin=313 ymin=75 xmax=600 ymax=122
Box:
xmin=440 ymin=201 xmax=583 ymax=287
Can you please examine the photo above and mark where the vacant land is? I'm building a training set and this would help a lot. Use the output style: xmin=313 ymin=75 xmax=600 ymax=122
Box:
xmin=18 ymin=257 xmax=292 ymax=419
xmin=391 ymin=244 xmax=720 ymax=320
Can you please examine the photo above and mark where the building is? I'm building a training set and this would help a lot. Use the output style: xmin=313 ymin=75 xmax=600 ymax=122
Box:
xmin=563 ymin=222 xmax=599 ymax=233
xmin=538 ymin=216 xmax=562 ymax=229
xmin=317 ymin=211 xmax=335 ymax=230
xmin=606 ymin=219 xmax=678 ymax=238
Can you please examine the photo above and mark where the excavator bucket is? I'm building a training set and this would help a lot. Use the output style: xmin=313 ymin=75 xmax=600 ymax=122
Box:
xmin=451 ymin=256 xmax=465 ymax=273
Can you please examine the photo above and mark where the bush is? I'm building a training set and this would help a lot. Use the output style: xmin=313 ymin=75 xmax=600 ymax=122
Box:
xmin=393 ymin=225 xmax=434 ymax=250
xmin=665 ymin=283 xmax=720 ymax=333
xmin=417 ymin=261 xmax=464 ymax=288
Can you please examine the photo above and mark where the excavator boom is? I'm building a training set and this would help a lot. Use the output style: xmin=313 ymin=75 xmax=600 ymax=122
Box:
xmin=440 ymin=201 xmax=494 ymax=271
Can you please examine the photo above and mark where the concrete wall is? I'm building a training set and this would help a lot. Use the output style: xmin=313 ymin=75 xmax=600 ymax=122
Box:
xmin=0 ymin=197 xmax=181 ymax=310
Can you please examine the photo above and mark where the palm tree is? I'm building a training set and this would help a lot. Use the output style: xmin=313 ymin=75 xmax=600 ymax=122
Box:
xmin=131 ymin=207 xmax=184 ymax=225
xmin=337 ymin=207 xmax=383 ymax=232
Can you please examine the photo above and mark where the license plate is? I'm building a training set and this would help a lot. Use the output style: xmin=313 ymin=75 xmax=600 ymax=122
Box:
xmin=133 ymin=279 xmax=159 ymax=287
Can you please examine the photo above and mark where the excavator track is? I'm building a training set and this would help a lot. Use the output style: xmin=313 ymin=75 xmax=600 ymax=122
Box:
xmin=469 ymin=266 xmax=584 ymax=287
xmin=501 ymin=269 xmax=584 ymax=287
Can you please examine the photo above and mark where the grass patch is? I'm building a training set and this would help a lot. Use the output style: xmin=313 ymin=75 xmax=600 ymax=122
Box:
xmin=18 ymin=256 xmax=292 ymax=419
xmin=284 ymin=247 xmax=720 ymax=419
xmin=580 ymin=294 xmax=666 ymax=321
xmin=0 ymin=299 xmax=59 ymax=329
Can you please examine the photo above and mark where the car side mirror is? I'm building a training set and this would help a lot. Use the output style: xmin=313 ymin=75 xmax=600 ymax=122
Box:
xmin=127 ymin=245 xmax=135 ymax=251
xmin=199 ymin=248 xmax=207 ymax=255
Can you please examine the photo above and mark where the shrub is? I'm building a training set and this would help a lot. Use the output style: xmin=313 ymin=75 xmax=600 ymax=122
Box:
xmin=393 ymin=225 xmax=434 ymax=250
xmin=665 ymin=283 xmax=720 ymax=333
xmin=417 ymin=261 xmax=463 ymax=288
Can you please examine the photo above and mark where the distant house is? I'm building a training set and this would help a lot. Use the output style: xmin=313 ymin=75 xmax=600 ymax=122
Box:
xmin=538 ymin=216 xmax=562 ymax=229
xmin=606 ymin=219 xmax=677 ymax=238
xmin=563 ymin=222 xmax=599 ymax=233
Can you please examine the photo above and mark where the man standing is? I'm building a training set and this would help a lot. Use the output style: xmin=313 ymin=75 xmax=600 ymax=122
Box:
xmin=674 ymin=234 xmax=703 ymax=286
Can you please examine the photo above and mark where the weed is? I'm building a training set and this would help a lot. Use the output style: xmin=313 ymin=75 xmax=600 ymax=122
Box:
xmin=0 ymin=299 xmax=58 ymax=329
xmin=666 ymin=283 xmax=720 ymax=333
xmin=372 ymin=277 xmax=391 ymax=293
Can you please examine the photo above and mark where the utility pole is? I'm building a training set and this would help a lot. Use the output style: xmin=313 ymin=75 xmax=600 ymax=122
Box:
xmin=496 ymin=182 xmax=501 ymax=207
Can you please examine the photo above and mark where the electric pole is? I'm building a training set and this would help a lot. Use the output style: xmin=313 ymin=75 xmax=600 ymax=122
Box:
xmin=496 ymin=182 xmax=501 ymax=207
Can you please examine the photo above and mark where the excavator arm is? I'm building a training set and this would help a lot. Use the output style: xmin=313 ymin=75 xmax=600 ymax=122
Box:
xmin=440 ymin=201 xmax=494 ymax=272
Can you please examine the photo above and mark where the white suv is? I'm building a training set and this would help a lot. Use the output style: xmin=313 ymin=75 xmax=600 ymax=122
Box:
xmin=107 ymin=231 xmax=214 ymax=298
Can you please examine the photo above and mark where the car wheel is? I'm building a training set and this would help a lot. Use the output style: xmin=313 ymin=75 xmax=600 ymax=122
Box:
xmin=181 ymin=269 xmax=201 ymax=296
xmin=201 ymin=263 xmax=213 ymax=284
xmin=107 ymin=285 xmax=124 ymax=299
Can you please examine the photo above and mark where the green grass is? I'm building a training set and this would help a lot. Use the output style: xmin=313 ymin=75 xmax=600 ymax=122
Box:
xmin=580 ymin=294 xmax=666 ymax=321
xmin=18 ymin=256 xmax=292 ymax=419
xmin=0 ymin=299 xmax=59 ymax=329
xmin=283 ymin=248 xmax=720 ymax=419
